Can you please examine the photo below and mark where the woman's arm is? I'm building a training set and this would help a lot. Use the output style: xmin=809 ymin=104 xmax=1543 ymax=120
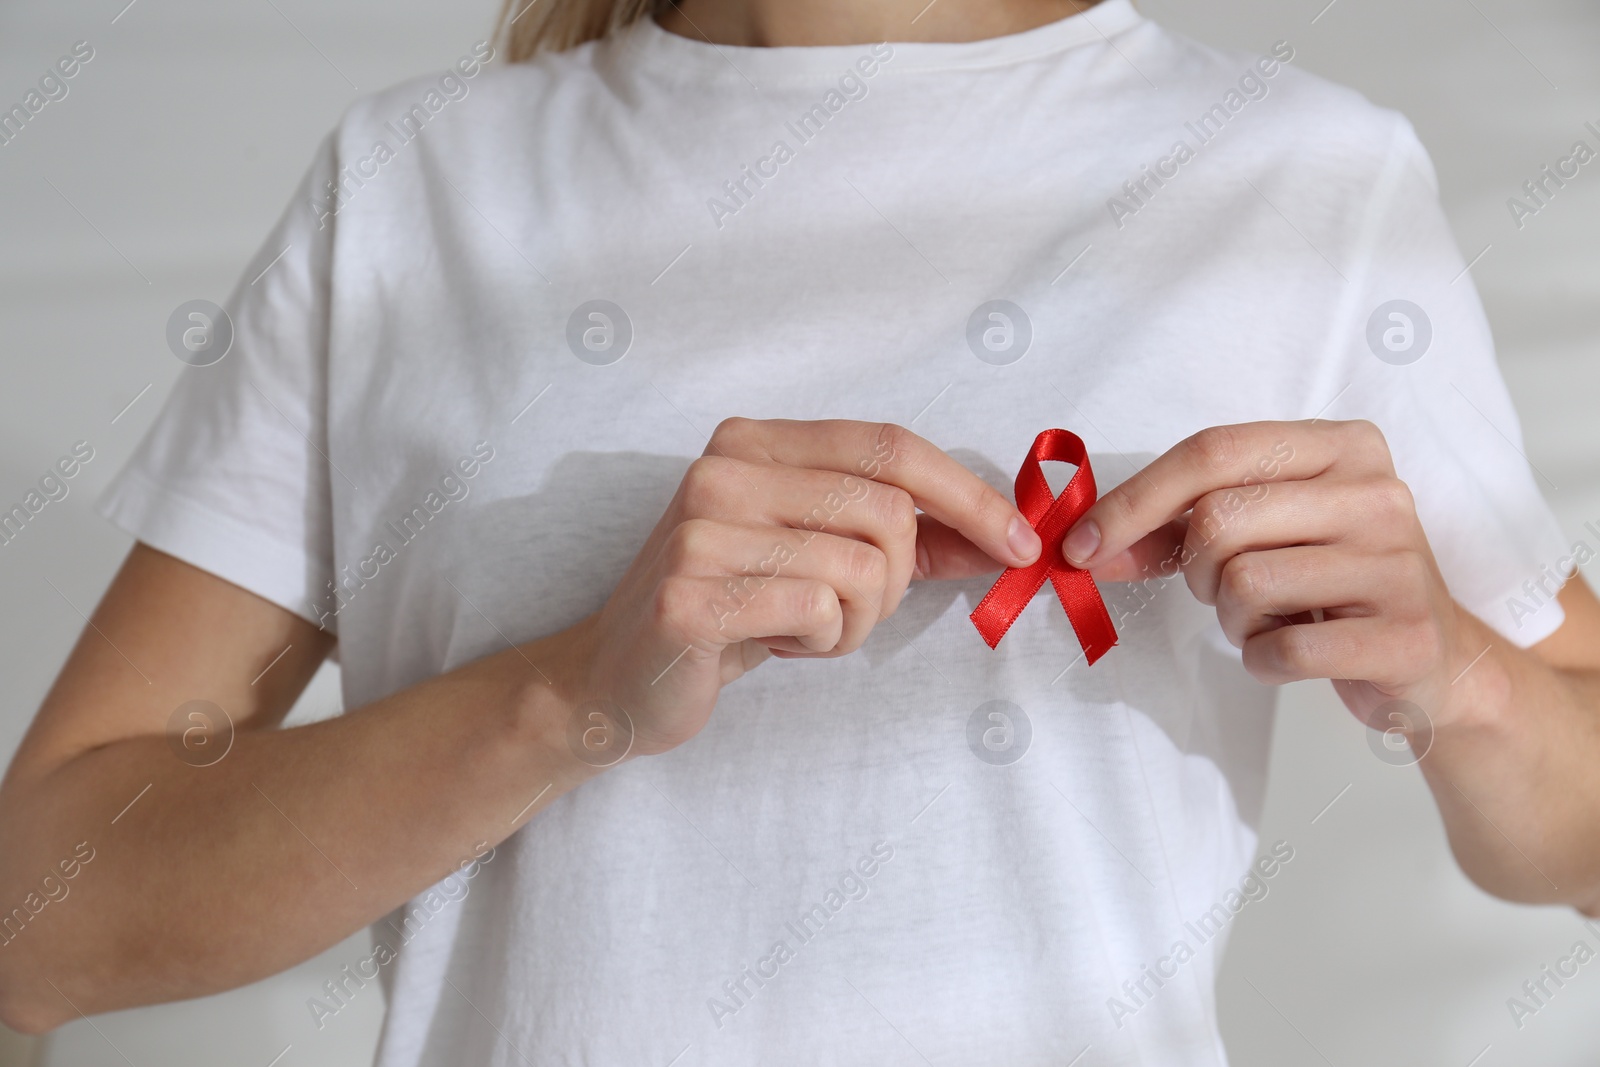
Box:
xmin=0 ymin=419 xmax=1037 ymax=1033
xmin=0 ymin=544 xmax=601 ymax=1033
xmin=1415 ymin=581 xmax=1600 ymax=912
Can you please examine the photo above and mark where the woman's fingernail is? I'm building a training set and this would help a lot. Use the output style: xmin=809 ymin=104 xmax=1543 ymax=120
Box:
xmin=1062 ymin=520 xmax=1101 ymax=565
xmin=1006 ymin=516 xmax=1041 ymax=564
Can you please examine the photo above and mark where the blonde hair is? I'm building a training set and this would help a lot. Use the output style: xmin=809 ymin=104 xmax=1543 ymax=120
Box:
xmin=494 ymin=0 xmax=664 ymax=60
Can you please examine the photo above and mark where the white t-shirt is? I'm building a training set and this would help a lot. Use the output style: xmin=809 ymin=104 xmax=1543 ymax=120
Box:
xmin=100 ymin=2 xmax=1568 ymax=1062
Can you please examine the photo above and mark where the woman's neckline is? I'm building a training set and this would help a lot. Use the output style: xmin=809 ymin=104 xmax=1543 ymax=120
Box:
xmin=615 ymin=0 xmax=1143 ymax=83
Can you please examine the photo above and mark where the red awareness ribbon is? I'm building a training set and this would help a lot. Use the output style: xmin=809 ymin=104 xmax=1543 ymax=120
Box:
xmin=969 ymin=429 xmax=1118 ymax=664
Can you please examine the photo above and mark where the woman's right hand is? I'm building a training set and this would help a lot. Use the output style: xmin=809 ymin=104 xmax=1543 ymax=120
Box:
xmin=550 ymin=418 xmax=1045 ymax=760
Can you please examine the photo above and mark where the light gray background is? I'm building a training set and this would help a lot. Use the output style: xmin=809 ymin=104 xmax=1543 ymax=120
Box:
xmin=1 ymin=0 xmax=1596 ymax=1064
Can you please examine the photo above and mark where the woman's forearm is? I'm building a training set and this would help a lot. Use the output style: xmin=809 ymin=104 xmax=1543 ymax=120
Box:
xmin=1419 ymin=605 xmax=1600 ymax=911
xmin=0 ymin=625 xmax=597 ymax=1033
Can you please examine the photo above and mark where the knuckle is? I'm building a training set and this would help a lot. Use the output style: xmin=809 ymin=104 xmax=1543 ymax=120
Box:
xmin=651 ymin=575 xmax=701 ymax=632
xmin=708 ymin=416 xmax=759 ymax=456
xmin=1369 ymin=476 xmax=1416 ymax=519
xmin=1346 ymin=418 xmax=1386 ymax=447
xmin=872 ymin=422 xmax=913 ymax=469
xmin=1344 ymin=419 xmax=1392 ymax=465
xmin=1219 ymin=554 xmax=1269 ymax=608
xmin=1189 ymin=425 xmax=1243 ymax=475
xmin=1189 ymin=491 xmax=1229 ymax=538
xmin=681 ymin=456 xmax=737 ymax=514
xmin=663 ymin=518 xmax=716 ymax=572
xmin=844 ymin=541 xmax=888 ymax=593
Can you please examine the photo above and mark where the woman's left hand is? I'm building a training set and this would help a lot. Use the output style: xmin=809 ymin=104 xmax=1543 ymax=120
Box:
xmin=1063 ymin=419 xmax=1477 ymax=733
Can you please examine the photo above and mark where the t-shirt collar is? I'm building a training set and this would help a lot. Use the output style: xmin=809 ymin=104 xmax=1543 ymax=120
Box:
xmin=612 ymin=0 xmax=1144 ymax=85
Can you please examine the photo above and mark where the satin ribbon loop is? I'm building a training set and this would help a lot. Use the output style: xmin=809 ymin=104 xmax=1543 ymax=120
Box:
xmin=969 ymin=429 xmax=1118 ymax=664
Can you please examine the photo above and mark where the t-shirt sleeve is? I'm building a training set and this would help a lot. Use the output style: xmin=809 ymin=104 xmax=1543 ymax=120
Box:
xmin=97 ymin=134 xmax=337 ymax=631
xmin=1329 ymin=116 xmax=1569 ymax=647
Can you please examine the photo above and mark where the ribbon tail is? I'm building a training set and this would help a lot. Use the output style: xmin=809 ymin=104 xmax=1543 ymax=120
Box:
xmin=1049 ymin=568 xmax=1118 ymax=665
xmin=969 ymin=563 xmax=1050 ymax=650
